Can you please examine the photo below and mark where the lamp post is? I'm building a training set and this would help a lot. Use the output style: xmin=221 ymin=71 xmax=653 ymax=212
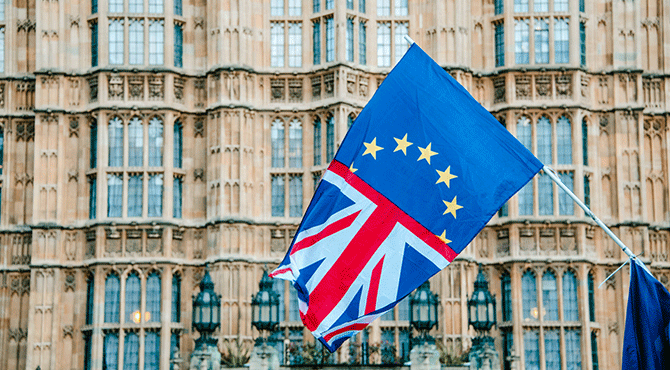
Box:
xmin=467 ymin=266 xmax=498 ymax=370
xmin=189 ymin=268 xmax=222 ymax=370
xmin=409 ymin=281 xmax=439 ymax=344
xmin=249 ymin=270 xmax=281 ymax=370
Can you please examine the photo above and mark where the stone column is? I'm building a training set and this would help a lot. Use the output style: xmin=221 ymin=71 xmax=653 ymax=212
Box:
xmin=410 ymin=343 xmax=440 ymax=370
xmin=248 ymin=343 xmax=280 ymax=370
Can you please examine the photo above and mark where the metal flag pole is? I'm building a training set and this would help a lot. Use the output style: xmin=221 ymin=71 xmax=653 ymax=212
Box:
xmin=404 ymin=35 xmax=415 ymax=46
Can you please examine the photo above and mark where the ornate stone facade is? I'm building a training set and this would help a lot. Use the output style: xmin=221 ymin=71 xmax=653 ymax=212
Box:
xmin=0 ymin=1 xmax=668 ymax=370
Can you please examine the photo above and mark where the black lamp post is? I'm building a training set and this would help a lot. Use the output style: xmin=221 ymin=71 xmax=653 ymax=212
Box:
xmin=251 ymin=270 xmax=280 ymax=344
xmin=409 ymin=281 xmax=439 ymax=344
xmin=192 ymin=269 xmax=221 ymax=350
xmin=467 ymin=266 xmax=496 ymax=348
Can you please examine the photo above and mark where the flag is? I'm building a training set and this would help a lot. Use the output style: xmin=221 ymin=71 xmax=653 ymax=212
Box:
xmin=622 ymin=258 xmax=670 ymax=369
xmin=270 ymin=43 xmax=543 ymax=351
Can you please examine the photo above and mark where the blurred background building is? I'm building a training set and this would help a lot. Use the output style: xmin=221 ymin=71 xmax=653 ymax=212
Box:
xmin=0 ymin=0 xmax=668 ymax=369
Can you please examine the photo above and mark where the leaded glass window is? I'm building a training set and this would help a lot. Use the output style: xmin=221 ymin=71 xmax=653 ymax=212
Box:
xmin=172 ymin=273 xmax=181 ymax=322
xmin=502 ymin=272 xmax=512 ymax=321
xmin=563 ymin=270 xmax=579 ymax=321
xmin=125 ymin=273 xmax=141 ymax=323
xmin=173 ymin=177 xmax=182 ymax=218
xmin=272 ymin=119 xmax=285 ymax=167
xmin=174 ymin=23 xmax=183 ymax=68
xmin=588 ymin=273 xmax=595 ymax=321
xmin=395 ymin=22 xmax=409 ymax=64
xmin=347 ymin=0 xmax=354 ymax=10
xmin=175 ymin=0 xmax=183 ymax=16
xmin=539 ymin=172 xmax=554 ymax=215
xmin=289 ymin=119 xmax=302 ymax=168
xmin=557 ymin=115 xmax=572 ymax=164
xmin=347 ymin=18 xmax=354 ymax=62
xmin=524 ymin=330 xmax=540 ymax=370
xmin=565 ymin=329 xmax=582 ymax=369
xmin=171 ymin=333 xmax=180 ymax=360
xmin=109 ymin=0 xmax=123 ymax=13
xmin=534 ymin=18 xmax=549 ymax=64
xmin=503 ymin=331 xmax=513 ymax=370
xmin=534 ymin=0 xmax=548 ymax=12
xmin=326 ymin=115 xmax=335 ymax=162
xmin=514 ymin=0 xmax=528 ymax=12
xmin=522 ymin=271 xmax=537 ymax=320
xmin=582 ymin=118 xmax=588 ymax=165
xmin=272 ymin=0 xmax=284 ymax=16
xmin=84 ymin=333 xmax=92 ymax=370
xmin=148 ymin=174 xmax=163 ymax=217
xmin=149 ymin=20 xmax=164 ymax=65
xmin=123 ymin=332 xmax=139 ymax=370
xmin=555 ymin=0 xmax=568 ymax=12
xmin=544 ymin=329 xmax=560 ymax=369
xmin=359 ymin=0 xmax=366 ymax=13
xmin=174 ymin=120 xmax=183 ymax=168
xmin=86 ymin=275 xmax=95 ymax=325
xmin=105 ymin=273 xmax=121 ymax=323
xmin=360 ymin=22 xmax=367 ymax=65
xmin=104 ymin=333 xmax=119 ymax=370
xmin=109 ymin=117 xmax=124 ymax=167
xmin=348 ymin=114 xmax=355 ymax=129
xmin=580 ymin=22 xmax=586 ymax=66
xmin=127 ymin=174 xmax=143 ymax=217
xmin=148 ymin=117 xmax=164 ymax=167
xmin=494 ymin=0 xmax=503 ymax=14
xmin=91 ymin=23 xmax=98 ymax=67
xmin=289 ymin=0 xmax=301 ymax=16
xmin=92 ymin=0 xmax=98 ymax=14
xmin=272 ymin=175 xmax=285 ymax=216
xmin=495 ymin=23 xmax=504 ymax=67
xmin=555 ymin=18 xmax=569 ymax=64
xmin=146 ymin=273 xmax=161 ymax=322
xmin=149 ymin=0 xmax=164 ymax=13
xmin=128 ymin=117 xmax=143 ymax=167
xmin=129 ymin=0 xmax=143 ymax=13
xmin=288 ymin=23 xmax=302 ymax=67
xmin=289 ymin=175 xmax=303 ymax=217
xmin=584 ymin=175 xmax=590 ymax=208
xmin=378 ymin=0 xmax=390 ymax=16
xmin=313 ymin=21 xmax=320 ymax=65
xmin=517 ymin=117 xmax=533 ymax=215
xmin=395 ymin=0 xmax=408 ymax=16
xmin=325 ymin=17 xmax=334 ymax=62
xmin=537 ymin=116 xmax=552 ymax=164
xmin=109 ymin=19 xmax=124 ymax=65
xmin=89 ymin=177 xmax=97 ymax=219
xmin=313 ymin=118 xmax=322 ymax=165
xmin=107 ymin=174 xmax=123 ymax=217
xmin=591 ymin=332 xmax=599 ymax=370
xmin=378 ymin=22 xmax=391 ymax=67
xmin=515 ymin=19 xmax=529 ymax=64
xmin=313 ymin=0 xmax=320 ymax=13
xmin=559 ymin=172 xmax=573 ymax=215
xmin=542 ymin=270 xmax=558 ymax=320
xmin=271 ymin=22 xmax=285 ymax=67
xmin=129 ymin=19 xmax=144 ymax=65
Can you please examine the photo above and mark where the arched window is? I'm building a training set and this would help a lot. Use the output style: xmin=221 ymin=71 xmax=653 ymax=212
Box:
xmin=557 ymin=115 xmax=572 ymax=164
xmin=501 ymin=272 xmax=512 ymax=321
xmin=125 ymin=273 xmax=141 ymax=323
xmin=288 ymin=119 xmax=302 ymax=168
xmin=128 ymin=117 xmax=143 ymax=167
xmin=348 ymin=114 xmax=355 ymax=129
xmin=272 ymin=119 xmax=285 ymax=167
xmin=537 ymin=116 xmax=552 ymax=164
xmin=148 ymin=117 xmax=163 ymax=166
xmin=522 ymin=270 xmax=537 ymax=321
xmin=174 ymin=120 xmax=182 ymax=168
xmin=148 ymin=174 xmax=163 ymax=217
xmin=128 ymin=174 xmax=143 ymax=217
xmin=582 ymin=117 xmax=588 ymax=166
xmin=539 ymin=172 xmax=554 ymax=215
xmin=542 ymin=270 xmax=558 ymax=320
xmin=86 ymin=274 xmax=95 ymax=325
xmin=544 ymin=329 xmax=560 ymax=369
xmin=107 ymin=174 xmax=123 ymax=218
xmin=108 ymin=117 xmax=124 ymax=167
xmin=565 ymin=329 xmax=582 ymax=369
xmin=103 ymin=332 xmax=119 ymax=370
xmin=105 ymin=273 xmax=120 ymax=323
xmin=124 ymin=332 xmax=139 ymax=368
xmin=313 ymin=117 xmax=322 ymax=165
xmin=146 ymin=272 xmax=161 ymax=322
xmin=90 ymin=122 xmax=96 ymax=169
xmin=563 ymin=270 xmax=579 ymax=321
xmin=588 ymin=272 xmax=595 ymax=321
xmin=326 ymin=115 xmax=335 ymax=162
xmin=144 ymin=331 xmax=160 ymax=370
xmin=172 ymin=273 xmax=181 ymax=322
xmin=517 ymin=116 xmax=533 ymax=216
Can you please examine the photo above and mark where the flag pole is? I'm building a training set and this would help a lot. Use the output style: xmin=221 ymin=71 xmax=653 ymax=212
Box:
xmin=542 ymin=166 xmax=639 ymax=261
xmin=404 ymin=35 xmax=415 ymax=46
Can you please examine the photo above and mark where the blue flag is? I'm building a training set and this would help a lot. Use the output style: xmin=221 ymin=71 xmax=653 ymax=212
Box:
xmin=622 ymin=258 xmax=670 ymax=369
xmin=271 ymin=44 xmax=543 ymax=351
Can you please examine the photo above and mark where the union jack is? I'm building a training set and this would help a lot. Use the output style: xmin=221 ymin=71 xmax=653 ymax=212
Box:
xmin=270 ymin=160 xmax=457 ymax=351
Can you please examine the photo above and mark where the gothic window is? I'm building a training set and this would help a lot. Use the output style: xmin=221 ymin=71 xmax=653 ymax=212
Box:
xmin=105 ymin=273 xmax=121 ymax=323
xmin=149 ymin=20 xmax=165 ymax=65
xmin=348 ymin=113 xmax=355 ymax=129
xmin=534 ymin=0 xmax=548 ymax=12
xmin=555 ymin=18 xmax=569 ymax=63
xmin=313 ymin=117 xmax=322 ymax=165
xmin=91 ymin=23 xmax=98 ymax=67
xmin=89 ymin=177 xmax=97 ymax=219
xmin=563 ymin=270 xmax=579 ymax=321
xmin=107 ymin=174 xmax=123 ymax=217
xmin=582 ymin=118 xmax=588 ymax=165
xmin=124 ymin=332 xmax=140 ymax=369
xmin=544 ymin=329 xmax=560 ymax=369
xmin=90 ymin=122 xmax=97 ymax=169
xmin=144 ymin=332 xmax=160 ymax=370
xmin=502 ymin=272 xmax=512 ymax=321
xmin=174 ymin=23 xmax=183 ymax=68
xmin=146 ymin=272 xmax=161 ymax=322
xmin=539 ymin=172 xmax=554 ymax=215
xmin=377 ymin=22 xmax=391 ymax=67
xmin=495 ymin=23 xmax=504 ymax=67
xmin=394 ymin=22 xmax=409 ymax=63
xmin=347 ymin=0 xmax=354 ymax=10
xmin=272 ymin=0 xmax=284 ymax=16
xmin=125 ymin=273 xmax=141 ymax=322
xmin=524 ymin=330 xmax=540 ymax=370
xmin=325 ymin=17 xmax=334 ymax=62
xmin=514 ymin=19 xmax=529 ymax=64
xmin=174 ymin=0 xmax=182 ymax=16
xmin=148 ymin=117 xmax=164 ymax=167
xmin=149 ymin=0 xmax=164 ymax=13
xmin=172 ymin=273 xmax=181 ymax=322
xmin=359 ymin=0 xmax=366 ymax=13
xmin=591 ymin=332 xmax=599 ymax=370
xmin=109 ymin=19 xmax=124 ymax=64
xmin=534 ymin=18 xmax=549 ymax=64
xmin=128 ymin=117 xmax=143 ymax=167
xmin=559 ymin=171 xmax=574 ymax=215
xmin=503 ymin=331 xmax=513 ymax=370
xmin=313 ymin=0 xmax=320 ymax=12
xmin=289 ymin=0 xmax=301 ymax=16
xmin=288 ymin=23 xmax=302 ymax=67
xmin=395 ymin=0 xmax=408 ymax=16
xmin=325 ymin=0 xmax=334 ymax=10
xmin=288 ymin=119 xmax=303 ymax=168
xmin=84 ymin=333 xmax=93 ymax=370
xmin=174 ymin=120 xmax=182 ymax=168
xmin=584 ymin=175 xmax=590 ymax=208
xmin=109 ymin=117 xmax=124 ymax=167
xmin=271 ymin=175 xmax=285 ymax=216
xmin=313 ymin=21 xmax=320 ymax=65
xmin=127 ymin=174 xmax=143 ymax=217
xmin=148 ymin=174 xmax=163 ymax=217
xmin=495 ymin=0 xmax=503 ymax=14
xmin=555 ymin=0 xmax=568 ymax=12
xmin=86 ymin=274 xmax=95 ymax=325
xmin=173 ymin=176 xmax=182 ymax=218
xmin=272 ymin=119 xmax=285 ymax=167
xmin=129 ymin=19 xmax=144 ymax=65
xmin=347 ymin=18 xmax=355 ymax=62
xmin=517 ymin=116 xmax=533 ymax=215
xmin=522 ymin=270 xmax=537 ymax=320
xmin=580 ymin=22 xmax=586 ymax=66
xmin=542 ymin=270 xmax=558 ymax=320
xmin=360 ymin=21 xmax=367 ymax=65
xmin=104 ymin=333 xmax=119 ymax=369
xmin=129 ymin=0 xmax=143 ymax=13
xmin=288 ymin=283 xmax=300 ymax=321
xmin=514 ymin=0 xmax=528 ymax=12
xmin=565 ymin=329 xmax=582 ymax=368
xmin=326 ymin=115 xmax=335 ymax=162
xmin=378 ymin=0 xmax=390 ymax=16
xmin=110 ymin=0 xmax=123 ymax=13
xmin=289 ymin=174 xmax=303 ymax=217
xmin=588 ymin=272 xmax=595 ymax=321
xmin=92 ymin=0 xmax=98 ymax=14
xmin=271 ymin=23 xmax=284 ymax=67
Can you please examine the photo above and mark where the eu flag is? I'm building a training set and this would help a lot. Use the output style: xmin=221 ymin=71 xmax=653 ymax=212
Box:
xmin=622 ymin=258 xmax=670 ymax=369
xmin=271 ymin=44 xmax=543 ymax=351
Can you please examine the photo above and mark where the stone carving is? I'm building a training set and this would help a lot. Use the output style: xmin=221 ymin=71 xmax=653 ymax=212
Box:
xmin=88 ymin=77 xmax=98 ymax=102
xmin=149 ymin=75 xmax=164 ymax=100
xmin=68 ymin=118 xmax=79 ymax=137
xmin=85 ymin=230 xmax=96 ymax=258
xmin=556 ymin=75 xmax=572 ymax=98
xmin=173 ymin=229 xmax=184 ymax=256
xmin=195 ymin=78 xmax=206 ymax=108
xmin=126 ymin=229 xmax=142 ymax=254
xmin=108 ymin=75 xmax=124 ymax=100
xmin=515 ymin=76 xmax=531 ymax=100
xmin=8 ymin=328 xmax=28 ymax=342
xmin=17 ymin=19 xmax=36 ymax=32
xmin=560 ymin=228 xmax=576 ymax=253
xmin=174 ymin=77 xmax=185 ymax=102
xmin=271 ymin=78 xmax=285 ymax=102
xmin=16 ymin=81 xmax=35 ymax=110
xmin=67 ymin=170 xmax=78 ymax=183
xmin=347 ymin=73 xmax=357 ymax=95
xmin=65 ymin=232 xmax=77 ymax=261
xmin=194 ymin=119 xmax=205 ymax=137
xmin=64 ymin=272 xmax=76 ymax=292
xmin=493 ymin=77 xmax=506 ymax=103
xmin=128 ymin=76 xmax=144 ymax=100
xmin=105 ymin=227 xmax=121 ymax=256
xmin=496 ymin=229 xmax=509 ymax=255
xmin=271 ymin=229 xmax=285 ymax=252
xmin=62 ymin=325 xmax=74 ymax=338
xmin=193 ymin=230 xmax=204 ymax=259
xmin=194 ymin=17 xmax=205 ymax=29
xmin=288 ymin=78 xmax=302 ymax=103
xmin=194 ymin=168 xmax=205 ymax=181
xmin=535 ymin=75 xmax=551 ymax=98
xmin=324 ymin=73 xmax=334 ymax=97
xmin=311 ymin=76 xmax=321 ymax=99
xmin=359 ymin=77 xmax=369 ymax=97
xmin=581 ymin=76 xmax=590 ymax=98
xmin=16 ymin=121 xmax=35 ymax=141
xmin=0 ymin=83 xmax=5 ymax=108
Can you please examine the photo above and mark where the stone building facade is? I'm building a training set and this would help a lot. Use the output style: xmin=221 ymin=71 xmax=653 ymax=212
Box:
xmin=0 ymin=0 xmax=668 ymax=370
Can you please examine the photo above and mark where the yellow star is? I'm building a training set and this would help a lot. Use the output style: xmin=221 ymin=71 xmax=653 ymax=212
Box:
xmin=393 ymin=134 xmax=413 ymax=155
xmin=362 ymin=138 xmax=384 ymax=159
xmin=436 ymin=166 xmax=458 ymax=188
xmin=417 ymin=143 xmax=438 ymax=164
xmin=442 ymin=196 xmax=463 ymax=218
xmin=349 ymin=162 xmax=358 ymax=173
xmin=437 ymin=230 xmax=452 ymax=244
